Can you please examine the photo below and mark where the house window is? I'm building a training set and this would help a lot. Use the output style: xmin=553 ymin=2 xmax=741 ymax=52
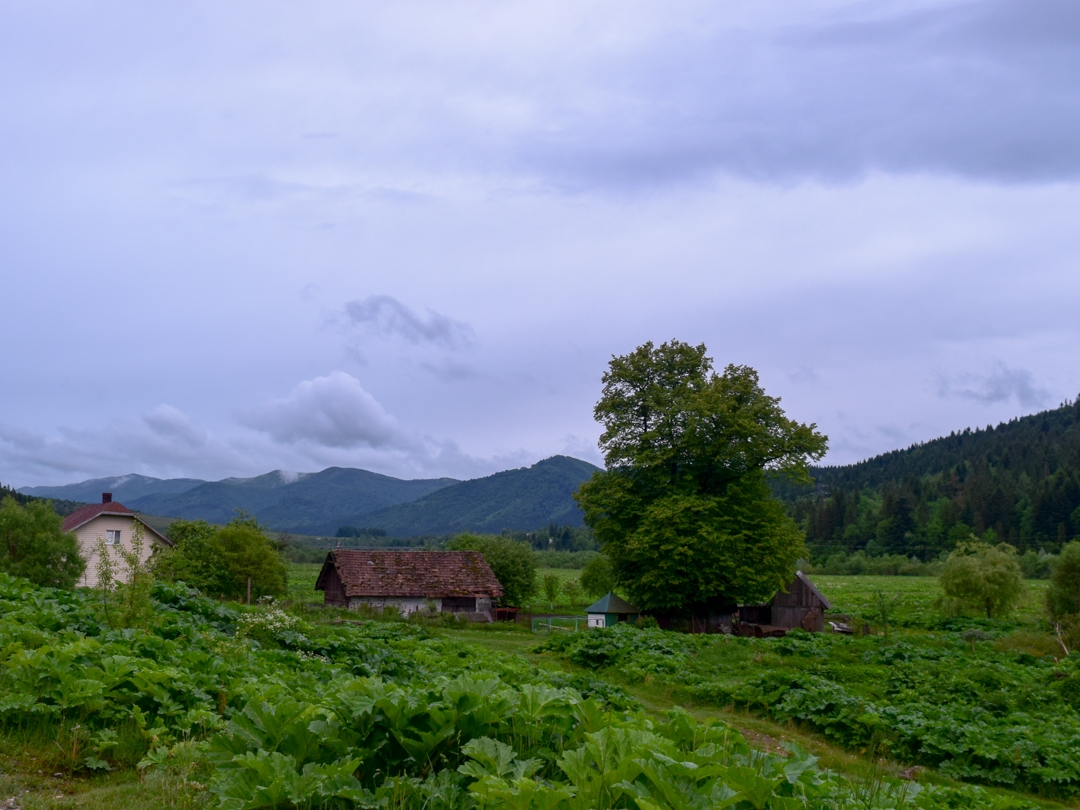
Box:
xmin=106 ymin=530 xmax=121 ymax=546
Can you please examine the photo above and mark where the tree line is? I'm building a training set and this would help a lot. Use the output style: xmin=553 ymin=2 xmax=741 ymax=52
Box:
xmin=787 ymin=397 xmax=1080 ymax=559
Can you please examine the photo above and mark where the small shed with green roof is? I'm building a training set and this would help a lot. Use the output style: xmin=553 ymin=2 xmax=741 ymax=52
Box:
xmin=585 ymin=593 xmax=640 ymax=628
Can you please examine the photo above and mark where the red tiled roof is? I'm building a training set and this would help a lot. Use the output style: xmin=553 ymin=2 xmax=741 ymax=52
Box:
xmin=62 ymin=502 xmax=134 ymax=533
xmin=60 ymin=501 xmax=172 ymax=546
xmin=317 ymin=550 xmax=503 ymax=599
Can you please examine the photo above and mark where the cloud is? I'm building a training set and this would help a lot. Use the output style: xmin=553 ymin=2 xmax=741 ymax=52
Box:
xmin=142 ymin=404 xmax=207 ymax=448
xmin=241 ymin=371 xmax=411 ymax=450
xmin=515 ymin=0 xmax=1080 ymax=189
xmin=937 ymin=363 xmax=1051 ymax=408
xmin=788 ymin=367 xmax=820 ymax=385
xmin=343 ymin=296 xmax=474 ymax=350
xmin=419 ymin=357 xmax=479 ymax=382
xmin=0 ymin=407 xmax=241 ymax=484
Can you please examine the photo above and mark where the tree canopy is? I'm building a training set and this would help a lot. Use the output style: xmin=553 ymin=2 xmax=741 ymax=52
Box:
xmin=575 ymin=341 xmax=827 ymax=614
xmin=0 ymin=496 xmax=85 ymax=589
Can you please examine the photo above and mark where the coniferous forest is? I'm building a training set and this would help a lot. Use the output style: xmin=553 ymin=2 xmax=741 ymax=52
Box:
xmin=787 ymin=396 xmax=1080 ymax=559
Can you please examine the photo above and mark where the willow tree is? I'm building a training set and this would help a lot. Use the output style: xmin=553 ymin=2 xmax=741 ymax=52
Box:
xmin=574 ymin=340 xmax=827 ymax=616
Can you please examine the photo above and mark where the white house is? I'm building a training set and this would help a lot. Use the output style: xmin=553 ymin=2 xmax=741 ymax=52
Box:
xmin=62 ymin=493 xmax=172 ymax=587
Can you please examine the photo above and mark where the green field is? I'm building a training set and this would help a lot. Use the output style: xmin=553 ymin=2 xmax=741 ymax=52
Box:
xmin=2 ymin=571 xmax=1076 ymax=809
xmin=815 ymin=575 xmax=1052 ymax=629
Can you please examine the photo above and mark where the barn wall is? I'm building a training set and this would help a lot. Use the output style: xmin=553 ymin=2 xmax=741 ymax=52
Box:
xmin=321 ymin=566 xmax=347 ymax=607
xmin=347 ymin=597 xmax=437 ymax=616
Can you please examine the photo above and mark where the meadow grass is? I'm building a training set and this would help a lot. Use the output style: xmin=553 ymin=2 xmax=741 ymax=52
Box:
xmin=2 ymin=571 xmax=1074 ymax=809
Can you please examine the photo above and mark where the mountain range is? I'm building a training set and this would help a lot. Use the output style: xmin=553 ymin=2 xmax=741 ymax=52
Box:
xmin=20 ymin=456 xmax=601 ymax=538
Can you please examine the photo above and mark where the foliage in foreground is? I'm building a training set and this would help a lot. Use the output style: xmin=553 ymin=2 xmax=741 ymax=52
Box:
xmin=537 ymin=624 xmax=1080 ymax=796
xmin=0 ymin=573 xmax=1042 ymax=809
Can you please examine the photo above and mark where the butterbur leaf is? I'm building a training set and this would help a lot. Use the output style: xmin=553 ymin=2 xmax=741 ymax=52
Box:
xmin=708 ymin=782 xmax=741 ymax=808
xmin=394 ymin=725 xmax=456 ymax=765
xmin=460 ymin=737 xmax=542 ymax=781
xmin=781 ymin=744 xmax=819 ymax=784
xmin=469 ymin=775 xmax=573 ymax=810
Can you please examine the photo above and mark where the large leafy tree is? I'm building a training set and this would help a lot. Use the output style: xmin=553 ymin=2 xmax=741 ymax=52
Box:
xmin=0 ymin=496 xmax=86 ymax=589
xmin=574 ymin=341 xmax=827 ymax=614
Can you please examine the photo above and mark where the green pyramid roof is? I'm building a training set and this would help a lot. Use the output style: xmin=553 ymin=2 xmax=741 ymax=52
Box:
xmin=585 ymin=592 xmax=639 ymax=614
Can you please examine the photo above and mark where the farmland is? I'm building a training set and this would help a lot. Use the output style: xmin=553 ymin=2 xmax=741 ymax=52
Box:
xmin=0 ymin=572 xmax=1075 ymax=809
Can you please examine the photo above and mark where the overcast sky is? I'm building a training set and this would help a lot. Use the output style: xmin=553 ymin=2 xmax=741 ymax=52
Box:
xmin=2 ymin=0 xmax=1079 ymax=487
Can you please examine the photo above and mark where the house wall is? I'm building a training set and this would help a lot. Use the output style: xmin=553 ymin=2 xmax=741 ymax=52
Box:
xmin=76 ymin=515 xmax=165 ymax=588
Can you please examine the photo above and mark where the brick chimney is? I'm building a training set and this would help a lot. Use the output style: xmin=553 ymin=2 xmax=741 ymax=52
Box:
xmin=102 ymin=493 xmax=112 ymax=504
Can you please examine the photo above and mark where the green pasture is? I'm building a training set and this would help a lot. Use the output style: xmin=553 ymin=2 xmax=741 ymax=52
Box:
xmin=2 ymin=568 xmax=1078 ymax=809
xmin=816 ymin=574 xmax=1051 ymax=629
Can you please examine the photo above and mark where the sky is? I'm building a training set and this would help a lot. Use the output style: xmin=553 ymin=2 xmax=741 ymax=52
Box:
xmin=2 ymin=0 xmax=1079 ymax=487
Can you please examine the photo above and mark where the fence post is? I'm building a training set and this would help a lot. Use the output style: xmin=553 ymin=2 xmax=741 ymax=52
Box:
xmin=247 ymin=578 xmax=252 ymax=605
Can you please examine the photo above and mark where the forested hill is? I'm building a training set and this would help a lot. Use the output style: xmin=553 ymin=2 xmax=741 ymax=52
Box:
xmin=790 ymin=397 xmax=1080 ymax=559
xmin=0 ymin=482 xmax=85 ymax=516
xmin=358 ymin=455 xmax=601 ymax=537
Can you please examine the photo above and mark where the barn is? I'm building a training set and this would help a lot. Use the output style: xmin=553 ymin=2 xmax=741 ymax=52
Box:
xmin=738 ymin=571 xmax=832 ymax=635
xmin=315 ymin=549 xmax=503 ymax=621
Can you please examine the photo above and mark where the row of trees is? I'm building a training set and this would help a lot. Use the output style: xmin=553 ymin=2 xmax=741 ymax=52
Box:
xmin=791 ymin=398 xmax=1080 ymax=558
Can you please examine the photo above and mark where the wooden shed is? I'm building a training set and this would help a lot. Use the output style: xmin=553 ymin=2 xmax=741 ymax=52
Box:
xmin=315 ymin=550 xmax=503 ymax=621
xmin=738 ymin=571 xmax=832 ymax=634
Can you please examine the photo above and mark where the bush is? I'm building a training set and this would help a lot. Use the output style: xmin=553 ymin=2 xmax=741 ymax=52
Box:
xmin=156 ymin=516 xmax=287 ymax=600
xmin=1047 ymin=541 xmax=1080 ymax=620
xmin=806 ymin=550 xmax=944 ymax=577
xmin=939 ymin=542 xmax=1023 ymax=619
xmin=446 ymin=533 xmax=537 ymax=607
xmin=1019 ymin=548 xmax=1057 ymax=580
xmin=0 ymin=496 xmax=85 ymax=588
xmin=533 ymin=549 xmax=599 ymax=569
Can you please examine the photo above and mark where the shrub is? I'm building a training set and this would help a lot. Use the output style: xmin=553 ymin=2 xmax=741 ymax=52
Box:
xmin=156 ymin=516 xmax=287 ymax=600
xmin=0 ymin=496 xmax=85 ymax=589
xmin=561 ymin=577 xmax=584 ymax=607
xmin=939 ymin=542 xmax=1023 ymax=619
xmin=1047 ymin=541 xmax=1080 ymax=620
